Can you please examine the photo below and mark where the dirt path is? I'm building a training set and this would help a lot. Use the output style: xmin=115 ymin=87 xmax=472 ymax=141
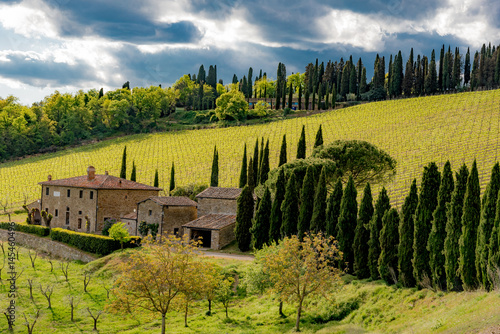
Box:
xmin=200 ymin=250 xmax=254 ymax=261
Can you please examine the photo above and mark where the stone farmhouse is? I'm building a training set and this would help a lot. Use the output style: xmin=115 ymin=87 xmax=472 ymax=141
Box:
xmin=33 ymin=166 xmax=244 ymax=249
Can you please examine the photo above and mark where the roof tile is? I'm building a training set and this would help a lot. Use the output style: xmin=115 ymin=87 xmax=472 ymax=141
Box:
xmin=39 ymin=174 xmax=161 ymax=191
xmin=196 ymin=187 xmax=242 ymax=200
xmin=182 ymin=214 xmax=236 ymax=230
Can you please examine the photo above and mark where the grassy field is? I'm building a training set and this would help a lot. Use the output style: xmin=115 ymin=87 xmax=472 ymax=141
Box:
xmin=1 ymin=89 xmax=500 ymax=209
xmin=1 ymin=245 xmax=500 ymax=333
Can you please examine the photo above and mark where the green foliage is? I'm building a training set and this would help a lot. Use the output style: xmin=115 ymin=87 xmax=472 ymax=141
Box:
xmin=428 ymin=161 xmax=454 ymax=290
xmin=487 ymin=193 xmax=500 ymax=288
xmin=120 ymin=146 xmax=127 ymax=179
xmin=296 ymin=125 xmax=306 ymax=159
xmin=368 ymin=187 xmax=391 ymax=280
xmin=413 ymin=162 xmax=440 ymax=286
xmin=251 ymin=187 xmax=272 ymax=250
xmin=253 ymin=139 xmax=259 ymax=184
xmin=354 ymin=183 xmax=373 ymax=279
xmin=170 ymin=162 xmax=175 ymax=192
xmin=247 ymin=157 xmax=255 ymax=190
xmin=239 ymin=144 xmax=247 ymax=188
xmin=154 ymin=169 xmax=159 ymax=188
xmin=281 ymin=173 xmax=298 ymax=238
xmin=398 ymin=179 xmax=418 ymax=287
xmin=314 ymin=125 xmax=323 ymax=148
xmin=248 ymin=101 xmax=270 ymax=118
xmin=149 ymin=223 xmax=159 ymax=240
xmin=326 ymin=179 xmax=343 ymax=238
xmin=278 ymin=134 xmax=287 ymax=167
xmin=215 ymin=88 xmax=249 ymax=121
xmin=101 ymin=219 xmax=116 ymax=237
xmin=310 ymin=167 xmax=328 ymax=233
xmin=50 ymin=228 xmax=140 ymax=255
xmin=298 ymin=166 xmax=315 ymax=240
xmin=444 ymin=164 xmax=469 ymax=291
xmin=312 ymin=139 xmax=396 ymax=188
xmin=269 ymin=168 xmax=285 ymax=243
xmin=170 ymin=183 xmax=208 ymax=200
xmin=378 ymin=208 xmax=400 ymax=284
xmin=108 ymin=222 xmax=130 ymax=250
xmin=138 ymin=221 xmax=149 ymax=237
xmin=459 ymin=160 xmax=481 ymax=290
xmin=235 ymin=185 xmax=254 ymax=251
xmin=337 ymin=176 xmax=358 ymax=272
xmin=211 ymin=146 xmax=219 ymax=187
xmin=258 ymin=140 xmax=270 ymax=185
xmin=0 ymin=221 xmax=50 ymax=237
xmin=476 ymin=162 xmax=500 ymax=289
xmin=130 ymin=160 xmax=137 ymax=181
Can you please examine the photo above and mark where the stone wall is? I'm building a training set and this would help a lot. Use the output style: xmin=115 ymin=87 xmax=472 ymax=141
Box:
xmin=197 ymin=198 xmax=238 ymax=217
xmin=0 ymin=229 xmax=97 ymax=263
xmin=163 ymin=206 xmax=197 ymax=236
xmin=218 ymin=223 xmax=236 ymax=249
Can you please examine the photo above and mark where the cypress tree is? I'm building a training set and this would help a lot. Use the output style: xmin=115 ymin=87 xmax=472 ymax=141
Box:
xmin=310 ymin=167 xmax=327 ymax=233
xmin=210 ymin=146 xmax=219 ymax=187
xmin=269 ymin=168 xmax=286 ymax=243
xmin=251 ymin=186 xmax=271 ymax=250
xmin=296 ymin=125 xmax=306 ymax=159
xmin=169 ymin=163 xmax=175 ymax=192
xmin=378 ymin=208 xmax=400 ymax=284
xmin=239 ymin=144 xmax=248 ymax=188
xmin=235 ymin=185 xmax=255 ymax=252
xmin=298 ymin=85 xmax=302 ymax=110
xmin=428 ymin=161 xmax=454 ymax=289
xmin=120 ymin=146 xmax=127 ymax=179
xmin=337 ymin=176 xmax=358 ymax=273
xmin=326 ymin=178 xmax=343 ymax=238
xmin=398 ymin=179 xmax=418 ymax=287
xmin=413 ymin=162 xmax=440 ymax=286
xmin=314 ymin=125 xmax=323 ymax=148
xmin=252 ymin=139 xmax=259 ymax=181
xmin=259 ymin=140 xmax=270 ymax=185
xmin=353 ymin=182 xmax=373 ymax=279
xmin=278 ymin=134 xmax=287 ymax=167
xmin=298 ymin=166 xmax=315 ymax=240
xmin=130 ymin=161 xmax=137 ymax=182
xmin=459 ymin=160 xmax=481 ymax=290
xmin=444 ymin=163 xmax=469 ymax=291
xmin=259 ymin=137 xmax=265 ymax=174
xmin=154 ymin=169 xmax=159 ymax=188
xmin=464 ymin=48 xmax=471 ymax=86
xmin=281 ymin=173 xmax=298 ymax=238
xmin=487 ymin=193 xmax=500 ymax=288
xmin=476 ymin=162 xmax=500 ymax=289
xmin=247 ymin=157 xmax=255 ymax=190
xmin=368 ymin=187 xmax=391 ymax=279
xmin=288 ymin=82 xmax=293 ymax=109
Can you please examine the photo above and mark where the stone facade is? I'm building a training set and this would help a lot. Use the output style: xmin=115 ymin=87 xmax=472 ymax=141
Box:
xmin=197 ymin=197 xmax=238 ymax=217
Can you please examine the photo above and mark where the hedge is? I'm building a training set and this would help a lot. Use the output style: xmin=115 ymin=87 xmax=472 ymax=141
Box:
xmin=50 ymin=228 xmax=141 ymax=256
xmin=0 ymin=222 xmax=51 ymax=237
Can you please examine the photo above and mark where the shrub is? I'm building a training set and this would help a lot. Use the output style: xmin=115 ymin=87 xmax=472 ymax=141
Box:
xmin=170 ymin=183 xmax=208 ymax=200
xmin=0 ymin=222 xmax=50 ymax=237
xmin=102 ymin=218 xmax=117 ymax=236
xmin=50 ymin=228 xmax=140 ymax=256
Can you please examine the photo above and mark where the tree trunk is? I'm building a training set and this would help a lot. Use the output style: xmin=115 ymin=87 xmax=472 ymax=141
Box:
xmin=93 ymin=318 xmax=97 ymax=331
xmin=295 ymin=298 xmax=303 ymax=332
xmin=208 ymin=299 xmax=212 ymax=315
xmin=161 ymin=313 xmax=166 ymax=334
xmin=279 ymin=301 xmax=285 ymax=318
xmin=184 ymin=302 xmax=188 ymax=327
xmin=225 ymin=305 xmax=228 ymax=318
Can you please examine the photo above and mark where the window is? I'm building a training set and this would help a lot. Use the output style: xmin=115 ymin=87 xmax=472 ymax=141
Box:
xmin=66 ymin=207 xmax=70 ymax=225
xmin=55 ymin=209 xmax=58 ymax=217
xmin=174 ymin=228 xmax=179 ymax=236
xmin=78 ymin=218 xmax=82 ymax=229
xmin=45 ymin=208 xmax=48 ymax=213
xmin=78 ymin=211 xmax=82 ymax=215
xmin=79 ymin=190 xmax=83 ymax=198
xmin=67 ymin=189 xmax=71 ymax=197
xmin=46 ymin=187 xmax=49 ymax=196
xmin=90 ymin=191 xmax=94 ymax=199
xmin=149 ymin=210 xmax=152 ymax=216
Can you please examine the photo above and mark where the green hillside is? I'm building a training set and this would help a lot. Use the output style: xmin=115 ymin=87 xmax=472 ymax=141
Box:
xmin=1 ymin=89 xmax=500 ymax=208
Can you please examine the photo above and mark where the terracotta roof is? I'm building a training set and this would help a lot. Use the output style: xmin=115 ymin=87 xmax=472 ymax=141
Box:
xmin=39 ymin=174 xmax=162 ymax=191
xmin=121 ymin=212 xmax=137 ymax=220
xmin=26 ymin=199 xmax=41 ymax=210
xmin=182 ymin=214 xmax=236 ymax=230
xmin=143 ymin=196 xmax=198 ymax=207
xmin=196 ymin=187 xmax=242 ymax=200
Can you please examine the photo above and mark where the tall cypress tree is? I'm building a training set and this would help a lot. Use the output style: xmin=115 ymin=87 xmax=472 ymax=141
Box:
xmin=337 ymin=176 xmax=358 ymax=273
xmin=120 ymin=146 xmax=127 ymax=179
xmin=259 ymin=140 xmax=270 ymax=185
xmin=269 ymin=168 xmax=286 ymax=242
xmin=354 ymin=182 xmax=373 ymax=279
xmin=326 ymin=178 xmax=343 ymax=238
xmin=251 ymin=186 xmax=271 ymax=250
xmin=239 ymin=144 xmax=248 ymax=188
xmin=210 ymin=146 xmax=219 ymax=187
xmin=464 ymin=48 xmax=471 ymax=86
xmin=298 ymin=166 xmax=315 ymax=240
xmin=314 ymin=125 xmax=323 ymax=148
xmin=154 ymin=169 xmax=159 ymax=188
xmin=476 ymin=162 xmax=500 ymax=289
xmin=169 ymin=162 xmax=175 ymax=192
xmin=296 ymin=125 xmax=306 ymax=159
xmin=235 ymin=185 xmax=255 ymax=252
xmin=378 ymin=208 xmax=400 ymax=284
xmin=278 ymin=134 xmax=287 ymax=167
xmin=413 ymin=162 xmax=440 ymax=286
xmin=487 ymin=193 xmax=500 ymax=288
xmin=130 ymin=160 xmax=137 ymax=181
xmin=310 ymin=167 xmax=327 ymax=233
xmin=444 ymin=163 xmax=469 ymax=291
xmin=398 ymin=179 xmax=418 ymax=287
xmin=281 ymin=173 xmax=299 ymax=238
xmin=368 ymin=187 xmax=391 ymax=279
xmin=428 ymin=161 xmax=454 ymax=289
xmin=247 ymin=157 xmax=255 ymax=190
xmin=252 ymin=139 xmax=259 ymax=181
xmin=459 ymin=160 xmax=481 ymax=290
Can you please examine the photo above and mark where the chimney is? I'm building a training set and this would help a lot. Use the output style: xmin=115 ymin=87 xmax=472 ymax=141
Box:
xmin=48 ymin=175 xmax=52 ymax=181
xmin=87 ymin=166 xmax=96 ymax=181
xmin=105 ymin=171 xmax=109 ymax=175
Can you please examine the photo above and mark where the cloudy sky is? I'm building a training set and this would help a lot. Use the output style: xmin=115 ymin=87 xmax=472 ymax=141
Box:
xmin=0 ymin=0 xmax=499 ymax=105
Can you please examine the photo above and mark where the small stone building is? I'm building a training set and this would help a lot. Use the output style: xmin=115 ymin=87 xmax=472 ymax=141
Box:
xmin=196 ymin=187 xmax=242 ymax=217
xmin=39 ymin=166 xmax=161 ymax=233
xmin=183 ymin=214 xmax=236 ymax=249
xmin=135 ymin=196 xmax=198 ymax=236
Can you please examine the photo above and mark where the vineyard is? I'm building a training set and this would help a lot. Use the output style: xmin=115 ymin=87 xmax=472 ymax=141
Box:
xmin=1 ymin=89 xmax=500 ymax=209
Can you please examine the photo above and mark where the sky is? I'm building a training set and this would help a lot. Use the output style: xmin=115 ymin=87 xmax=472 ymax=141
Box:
xmin=0 ymin=0 xmax=499 ymax=105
